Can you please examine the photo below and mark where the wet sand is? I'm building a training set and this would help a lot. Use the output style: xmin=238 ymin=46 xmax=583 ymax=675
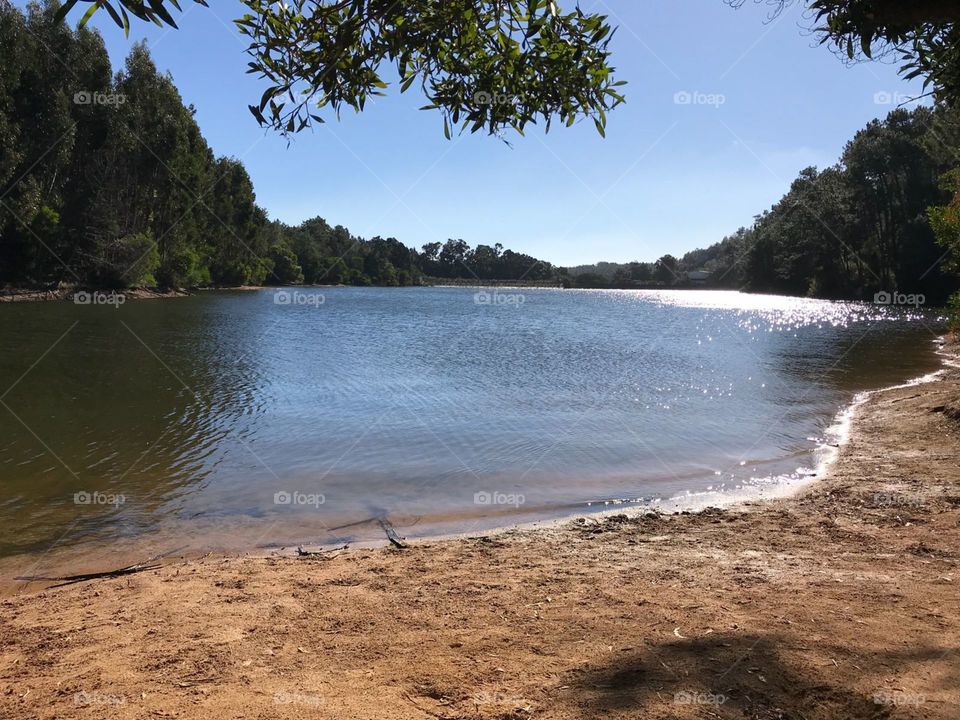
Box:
xmin=1 ymin=344 xmax=959 ymax=719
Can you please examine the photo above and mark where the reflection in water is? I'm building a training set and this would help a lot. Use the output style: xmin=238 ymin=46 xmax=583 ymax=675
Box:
xmin=0 ymin=288 xmax=945 ymax=567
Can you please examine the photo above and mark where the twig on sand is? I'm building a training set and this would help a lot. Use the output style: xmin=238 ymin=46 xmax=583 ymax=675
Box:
xmin=286 ymin=514 xmax=409 ymax=548
xmin=14 ymin=547 xmax=186 ymax=587
xmin=296 ymin=544 xmax=349 ymax=557
xmin=378 ymin=517 xmax=408 ymax=548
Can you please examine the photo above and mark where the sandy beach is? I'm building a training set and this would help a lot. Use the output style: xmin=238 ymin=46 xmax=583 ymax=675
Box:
xmin=1 ymin=346 xmax=959 ymax=719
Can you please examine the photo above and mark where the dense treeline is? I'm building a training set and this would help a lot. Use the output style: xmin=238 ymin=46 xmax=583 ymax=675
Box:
xmin=561 ymin=257 xmax=682 ymax=288
xmin=569 ymin=106 xmax=960 ymax=303
xmin=0 ymin=2 xmax=556 ymax=290
xmin=677 ymin=106 xmax=960 ymax=304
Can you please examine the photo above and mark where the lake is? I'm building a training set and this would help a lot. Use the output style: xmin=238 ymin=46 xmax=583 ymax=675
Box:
xmin=0 ymin=288 xmax=945 ymax=570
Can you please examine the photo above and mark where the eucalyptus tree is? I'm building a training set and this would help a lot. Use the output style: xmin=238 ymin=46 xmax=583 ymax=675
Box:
xmin=56 ymin=0 xmax=625 ymax=139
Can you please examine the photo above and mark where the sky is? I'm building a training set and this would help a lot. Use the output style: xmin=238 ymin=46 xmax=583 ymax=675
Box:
xmin=60 ymin=0 xmax=925 ymax=266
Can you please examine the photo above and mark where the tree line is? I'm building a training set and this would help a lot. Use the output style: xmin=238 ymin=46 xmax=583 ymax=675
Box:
xmin=560 ymin=258 xmax=682 ymax=289
xmin=574 ymin=106 xmax=960 ymax=306
xmin=675 ymin=105 xmax=960 ymax=304
xmin=0 ymin=2 xmax=557 ymax=291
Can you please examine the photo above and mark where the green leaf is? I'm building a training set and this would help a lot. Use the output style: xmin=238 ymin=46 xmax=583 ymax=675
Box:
xmin=147 ymin=0 xmax=179 ymax=27
xmin=101 ymin=1 xmax=124 ymax=28
xmin=77 ymin=2 xmax=99 ymax=28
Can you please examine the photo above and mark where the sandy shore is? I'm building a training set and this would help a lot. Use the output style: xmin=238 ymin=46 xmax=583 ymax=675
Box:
xmin=0 ymin=286 xmax=191 ymax=303
xmin=2 ymin=349 xmax=959 ymax=719
xmin=0 ymin=284 xmax=351 ymax=303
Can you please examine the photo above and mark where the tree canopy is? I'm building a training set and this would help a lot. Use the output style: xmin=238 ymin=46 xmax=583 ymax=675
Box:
xmin=56 ymin=0 xmax=960 ymax=130
xmin=55 ymin=0 xmax=625 ymax=138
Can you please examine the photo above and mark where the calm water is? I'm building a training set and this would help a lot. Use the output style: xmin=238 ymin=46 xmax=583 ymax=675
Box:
xmin=0 ymin=288 xmax=945 ymax=568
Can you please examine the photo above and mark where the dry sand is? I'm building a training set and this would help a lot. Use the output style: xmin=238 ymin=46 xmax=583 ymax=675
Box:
xmin=2 ymin=350 xmax=959 ymax=719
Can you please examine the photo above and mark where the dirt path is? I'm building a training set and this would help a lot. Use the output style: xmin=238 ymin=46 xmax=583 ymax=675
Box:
xmin=2 ymin=359 xmax=959 ymax=719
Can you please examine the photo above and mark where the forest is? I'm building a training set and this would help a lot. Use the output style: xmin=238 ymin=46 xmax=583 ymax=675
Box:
xmin=673 ymin=105 xmax=960 ymax=305
xmin=0 ymin=2 xmax=557 ymax=290
xmin=565 ymin=105 xmax=960 ymax=306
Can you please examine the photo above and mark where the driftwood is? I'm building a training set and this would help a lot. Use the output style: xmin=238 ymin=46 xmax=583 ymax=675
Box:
xmin=296 ymin=544 xmax=348 ymax=558
xmin=378 ymin=517 xmax=408 ymax=549
xmin=15 ymin=547 xmax=185 ymax=587
xmin=270 ymin=514 xmax=410 ymax=549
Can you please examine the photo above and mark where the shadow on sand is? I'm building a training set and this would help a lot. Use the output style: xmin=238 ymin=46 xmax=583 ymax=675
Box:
xmin=559 ymin=631 xmax=952 ymax=719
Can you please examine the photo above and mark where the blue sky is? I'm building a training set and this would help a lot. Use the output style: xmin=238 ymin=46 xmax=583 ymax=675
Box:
xmin=69 ymin=0 xmax=923 ymax=266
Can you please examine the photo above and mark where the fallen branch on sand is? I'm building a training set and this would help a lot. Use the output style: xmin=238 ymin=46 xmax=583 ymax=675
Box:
xmin=378 ymin=517 xmax=408 ymax=548
xmin=14 ymin=547 xmax=186 ymax=587
xmin=296 ymin=544 xmax=349 ymax=558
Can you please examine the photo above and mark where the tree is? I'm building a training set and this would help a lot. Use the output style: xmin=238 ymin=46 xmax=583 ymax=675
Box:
xmin=204 ymin=157 xmax=270 ymax=286
xmin=469 ymin=244 xmax=499 ymax=277
xmin=654 ymin=254 xmax=679 ymax=285
xmin=629 ymin=262 xmax=652 ymax=282
xmin=0 ymin=1 xmax=77 ymax=283
xmin=109 ymin=43 xmax=217 ymax=288
xmin=421 ymin=242 xmax=441 ymax=260
xmin=438 ymin=238 xmax=469 ymax=277
xmin=928 ymin=168 xmax=960 ymax=323
xmin=57 ymin=0 xmax=625 ymax=139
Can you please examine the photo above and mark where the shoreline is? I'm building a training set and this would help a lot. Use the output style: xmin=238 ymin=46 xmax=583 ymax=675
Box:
xmin=2 ymin=343 xmax=959 ymax=717
xmin=0 ymin=285 xmax=345 ymax=303
xmin=0 ymin=286 xmax=192 ymax=303
xmin=373 ymin=335 xmax=953 ymax=550
xmin=5 ymin=284 xmax=947 ymax=304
